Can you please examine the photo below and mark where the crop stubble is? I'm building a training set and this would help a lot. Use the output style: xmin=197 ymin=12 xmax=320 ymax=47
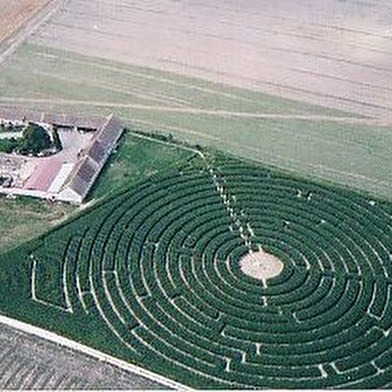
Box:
xmin=0 ymin=0 xmax=49 ymax=45
xmin=0 ymin=323 xmax=165 ymax=389
xmin=30 ymin=0 xmax=392 ymax=119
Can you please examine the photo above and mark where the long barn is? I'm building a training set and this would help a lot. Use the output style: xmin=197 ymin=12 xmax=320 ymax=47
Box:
xmin=59 ymin=115 xmax=124 ymax=203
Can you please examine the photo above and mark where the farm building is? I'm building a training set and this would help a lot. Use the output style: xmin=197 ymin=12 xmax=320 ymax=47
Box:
xmin=0 ymin=107 xmax=107 ymax=130
xmin=58 ymin=115 xmax=124 ymax=203
xmin=0 ymin=109 xmax=124 ymax=203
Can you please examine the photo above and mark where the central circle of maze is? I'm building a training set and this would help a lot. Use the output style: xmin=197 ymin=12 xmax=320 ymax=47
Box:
xmin=57 ymin=156 xmax=392 ymax=388
xmin=239 ymin=251 xmax=284 ymax=280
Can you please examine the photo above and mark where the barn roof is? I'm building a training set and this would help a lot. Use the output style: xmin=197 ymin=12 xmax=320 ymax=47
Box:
xmin=0 ymin=107 xmax=106 ymax=130
xmin=61 ymin=114 xmax=124 ymax=201
xmin=0 ymin=109 xmax=125 ymax=203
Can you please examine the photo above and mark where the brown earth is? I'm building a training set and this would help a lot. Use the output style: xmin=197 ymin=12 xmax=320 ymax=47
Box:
xmin=0 ymin=0 xmax=50 ymax=44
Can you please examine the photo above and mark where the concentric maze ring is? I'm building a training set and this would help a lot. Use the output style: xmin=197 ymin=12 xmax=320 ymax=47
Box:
xmin=33 ymin=155 xmax=392 ymax=388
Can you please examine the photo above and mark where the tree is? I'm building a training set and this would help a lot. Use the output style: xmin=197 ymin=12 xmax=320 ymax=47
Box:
xmin=19 ymin=124 xmax=51 ymax=155
xmin=0 ymin=137 xmax=19 ymax=153
xmin=52 ymin=127 xmax=63 ymax=152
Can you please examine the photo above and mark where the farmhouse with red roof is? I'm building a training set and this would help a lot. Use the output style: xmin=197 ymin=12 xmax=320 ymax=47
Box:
xmin=0 ymin=108 xmax=124 ymax=203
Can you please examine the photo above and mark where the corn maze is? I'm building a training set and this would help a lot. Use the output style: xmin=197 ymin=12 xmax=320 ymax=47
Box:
xmin=8 ymin=153 xmax=392 ymax=389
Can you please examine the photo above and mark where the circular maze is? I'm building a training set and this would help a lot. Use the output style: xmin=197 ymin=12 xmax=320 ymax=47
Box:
xmin=62 ymin=155 xmax=392 ymax=389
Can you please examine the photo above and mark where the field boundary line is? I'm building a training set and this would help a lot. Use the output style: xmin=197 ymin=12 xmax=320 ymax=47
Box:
xmin=30 ymin=48 xmax=257 ymax=104
xmin=0 ymin=97 xmax=387 ymax=125
xmin=127 ymin=129 xmax=205 ymax=157
xmin=127 ymin=118 xmax=220 ymax=141
xmin=226 ymin=141 xmax=392 ymax=187
xmin=0 ymin=314 xmax=193 ymax=391
xmin=0 ymin=0 xmax=68 ymax=68
xmin=17 ymin=69 xmax=178 ymax=107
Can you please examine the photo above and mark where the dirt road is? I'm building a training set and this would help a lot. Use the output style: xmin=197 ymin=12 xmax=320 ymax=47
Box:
xmin=1 ymin=97 xmax=390 ymax=126
xmin=0 ymin=0 xmax=67 ymax=67
xmin=0 ymin=0 xmax=49 ymax=44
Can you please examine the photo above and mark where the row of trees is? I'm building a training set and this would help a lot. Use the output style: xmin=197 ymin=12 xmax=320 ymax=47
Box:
xmin=0 ymin=124 xmax=62 ymax=156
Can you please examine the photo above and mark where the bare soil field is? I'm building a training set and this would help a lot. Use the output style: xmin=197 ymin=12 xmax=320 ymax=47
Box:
xmin=0 ymin=323 xmax=165 ymax=390
xmin=29 ymin=0 xmax=392 ymax=119
xmin=0 ymin=0 xmax=49 ymax=44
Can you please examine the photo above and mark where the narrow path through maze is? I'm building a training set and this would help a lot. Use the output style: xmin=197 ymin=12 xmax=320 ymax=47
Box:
xmin=208 ymin=160 xmax=284 ymax=286
xmin=30 ymin=154 xmax=392 ymax=388
xmin=208 ymin=163 xmax=254 ymax=248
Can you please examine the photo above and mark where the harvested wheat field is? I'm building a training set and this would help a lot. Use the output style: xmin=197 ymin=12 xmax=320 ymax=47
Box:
xmin=0 ymin=0 xmax=49 ymax=44
xmin=30 ymin=0 xmax=392 ymax=119
xmin=0 ymin=323 xmax=166 ymax=390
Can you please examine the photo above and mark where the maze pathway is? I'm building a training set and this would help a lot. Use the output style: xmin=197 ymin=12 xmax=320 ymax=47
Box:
xmin=27 ymin=154 xmax=392 ymax=388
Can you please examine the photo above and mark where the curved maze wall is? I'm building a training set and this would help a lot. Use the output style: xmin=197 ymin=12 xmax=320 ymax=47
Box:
xmin=35 ymin=156 xmax=392 ymax=388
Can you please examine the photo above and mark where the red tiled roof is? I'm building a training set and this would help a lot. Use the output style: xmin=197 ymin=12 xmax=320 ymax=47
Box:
xmin=24 ymin=159 xmax=63 ymax=192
